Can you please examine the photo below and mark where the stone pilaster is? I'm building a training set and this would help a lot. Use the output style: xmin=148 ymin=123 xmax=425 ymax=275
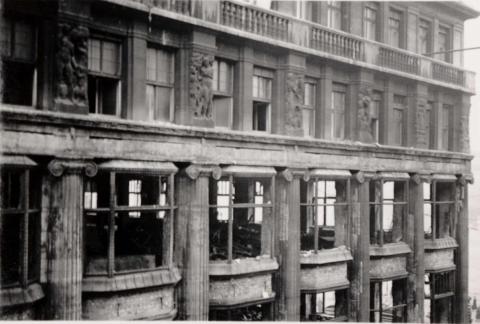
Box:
xmin=46 ymin=158 xmax=97 ymax=320
xmin=456 ymin=94 xmax=471 ymax=153
xmin=175 ymin=164 xmax=221 ymax=320
xmin=409 ymin=82 xmax=429 ymax=149
xmin=351 ymin=69 xmax=375 ymax=143
xmin=274 ymin=169 xmax=305 ymax=320
xmin=349 ymin=172 xmax=370 ymax=322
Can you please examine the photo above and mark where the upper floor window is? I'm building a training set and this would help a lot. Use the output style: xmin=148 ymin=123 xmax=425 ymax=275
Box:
xmin=146 ymin=46 xmax=174 ymax=122
xmin=370 ymin=176 xmax=408 ymax=246
xmin=392 ymin=95 xmax=406 ymax=146
xmin=209 ymin=168 xmax=275 ymax=261
xmin=419 ymin=19 xmax=431 ymax=55
xmin=370 ymin=279 xmax=407 ymax=322
xmin=327 ymin=1 xmax=344 ymax=30
xmin=88 ymin=38 xmax=122 ymax=116
xmin=425 ymin=101 xmax=433 ymax=149
xmin=423 ymin=179 xmax=456 ymax=240
xmin=83 ymin=163 xmax=176 ymax=276
xmin=1 ymin=167 xmax=41 ymax=288
xmin=388 ymin=8 xmax=403 ymax=48
xmin=212 ymin=59 xmax=234 ymax=128
xmin=438 ymin=25 xmax=450 ymax=63
xmin=1 ymin=19 xmax=37 ymax=106
xmin=302 ymin=79 xmax=316 ymax=137
xmin=440 ymin=104 xmax=452 ymax=150
xmin=371 ymin=91 xmax=382 ymax=143
xmin=424 ymin=271 xmax=455 ymax=323
xmin=300 ymin=172 xmax=350 ymax=252
xmin=363 ymin=2 xmax=379 ymax=41
xmin=331 ymin=83 xmax=346 ymax=140
xmin=252 ymin=67 xmax=273 ymax=132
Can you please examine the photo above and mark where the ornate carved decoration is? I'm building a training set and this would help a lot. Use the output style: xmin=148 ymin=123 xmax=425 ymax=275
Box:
xmin=185 ymin=164 xmax=221 ymax=180
xmin=48 ymin=159 xmax=97 ymax=177
xmin=281 ymin=169 xmax=293 ymax=182
xmin=357 ymin=88 xmax=374 ymax=143
xmin=285 ymin=72 xmax=304 ymax=135
xmin=411 ymin=174 xmax=422 ymax=185
xmin=190 ymin=52 xmax=214 ymax=119
xmin=353 ymin=171 xmax=365 ymax=184
xmin=55 ymin=22 xmax=89 ymax=108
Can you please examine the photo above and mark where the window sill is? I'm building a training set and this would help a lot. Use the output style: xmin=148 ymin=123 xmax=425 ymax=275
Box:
xmin=369 ymin=242 xmax=411 ymax=257
xmin=82 ymin=266 xmax=181 ymax=292
xmin=209 ymin=292 xmax=276 ymax=309
xmin=300 ymin=246 xmax=353 ymax=265
xmin=209 ymin=256 xmax=278 ymax=277
xmin=424 ymin=236 xmax=458 ymax=250
xmin=0 ymin=282 xmax=44 ymax=307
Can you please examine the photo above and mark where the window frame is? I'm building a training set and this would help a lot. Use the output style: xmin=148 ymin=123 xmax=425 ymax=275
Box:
xmin=300 ymin=289 xmax=349 ymax=322
xmin=145 ymin=45 xmax=175 ymax=122
xmin=418 ymin=18 xmax=432 ymax=56
xmin=369 ymin=279 xmax=408 ymax=323
xmin=252 ymin=67 xmax=273 ymax=132
xmin=363 ymin=2 xmax=379 ymax=41
xmin=212 ymin=58 xmax=234 ymax=129
xmin=392 ymin=94 xmax=406 ymax=146
xmin=438 ymin=24 xmax=451 ymax=63
xmin=83 ymin=163 xmax=177 ymax=277
xmin=387 ymin=7 xmax=403 ymax=48
xmin=327 ymin=1 xmax=344 ymax=30
xmin=302 ymin=78 xmax=317 ymax=137
xmin=331 ymin=83 xmax=347 ymax=140
xmin=424 ymin=270 xmax=455 ymax=323
xmin=440 ymin=104 xmax=452 ymax=151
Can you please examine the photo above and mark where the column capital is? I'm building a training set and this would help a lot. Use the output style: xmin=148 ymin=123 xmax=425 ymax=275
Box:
xmin=48 ymin=158 xmax=97 ymax=177
xmin=457 ymin=173 xmax=474 ymax=186
xmin=280 ymin=168 xmax=310 ymax=182
xmin=410 ymin=173 xmax=431 ymax=185
xmin=183 ymin=164 xmax=222 ymax=180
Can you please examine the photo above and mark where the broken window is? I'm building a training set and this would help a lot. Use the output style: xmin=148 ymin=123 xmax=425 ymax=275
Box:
xmin=1 ymin=19 xmax=37 ymax=106
xmin=209 ymin=302 xmax=273 ymax=321
xmin=88 ymin=38 xmax=121 ymax=115
xmin=212 ymin=59 xmax=234 ymax=128
xmin=1 ymin=168 xmax=41 ymax=287
xmin=300 ymin=173 xmax=350 ymax=251
xmin=83 ymin=169 xmax=175 ymax=275
xmin=209 ymin=172 xmax=274 ymax=261
xmin=370 ymin=279 xmax=407 ymax=322
xmin=424 ymin=271 xmax=455 ymax=323
xmin=146 ymin=46 xmax=175 ymax=122
xmin=252 ymin=67 xmax=273 ymax=132
xmin=302 ymin=79 xmax=316 ymax=137
xmin=300 ymin=290 xmax=348 ymax=321
xmin=370 ymin=176 xmax=408 ymax=245
xmin=423 ymin=179 xmax=456 ymax=240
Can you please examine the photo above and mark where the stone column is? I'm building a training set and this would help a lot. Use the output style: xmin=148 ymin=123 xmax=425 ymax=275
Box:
xmin=455 ymin=175 xmax=471 ymax=324
xmin=233 ymin=46 xmax=254 ymax=131
xmin=317 ymin=66 xmax=332 ymax=139
xmin=407 ymin=174 xmax=426 ymax=322
xmin=274 ymin=169 xmax=304 ymax=320
xmin=46 ymin=159 xmax=97 ymax=320
xmin=175 ymin=164 xmax=221 ymax=320
xmin=349 ymin=172 xmax=370 ymax=322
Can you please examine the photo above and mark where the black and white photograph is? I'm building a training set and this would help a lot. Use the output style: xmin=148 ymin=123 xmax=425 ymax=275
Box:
xmin=0 ymin=0 xmax=480 ymax=322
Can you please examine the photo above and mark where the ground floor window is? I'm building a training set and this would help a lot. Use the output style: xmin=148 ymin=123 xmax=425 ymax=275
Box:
xmin=83 ymin=164 xmax=176 ymax=276
xmin=300 ymin=289 xmax=348 ymax=321
xmin=424 ymin=271 xmax=455 ymax=323
xmin=370 ymin=279 xmax=407 ymax=322
xmin=209 ymin=302 xmax=273 ymax=321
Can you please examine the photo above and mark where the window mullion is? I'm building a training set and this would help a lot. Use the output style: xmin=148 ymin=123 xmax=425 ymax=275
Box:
xmin=314 ymin=180 xmax=319 ymax=253
xmin=22 ymin=169 xmax=30 ymax=287
xmin=270 ymin=175 xmax=275 ymax=257
xmin=228 ymin=175 xmax=233 ymax=262
xmin=168 ymin=173 xmax=174 ymax=267
xmin=108 ymin=171 xmax=116 ymax=277
xmin=379 ymin=181 xmax=384 ymax=246
xmin=432 ymin=182 xmax=437 ymax=239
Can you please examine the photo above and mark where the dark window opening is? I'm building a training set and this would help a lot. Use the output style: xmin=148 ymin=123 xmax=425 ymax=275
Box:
xmin=424 ymin=271 xmax=455 ymax=323
xmin=370 ymin=179 xmax=407 ymax=246
xmin=370 ymin=279 xmax=407 ymax=322
xmin=209 ymin=176 xmax=274 ymax=261
xmin=424 ymin=181 xmax=456 ymax=240
xmin=253 ymin=102 xmax=269 ymax=131
xmin=84 ymin=172 xmax=174 ymax=275
xmin=300 ymin=290 xmax=348 ymax=321
xmin=88 ymin=75 xmax=119 ymax=115
xmin=300 ymin=178 xmax=349 ymax=252
xmin=209 ymin=303 xmax=273 ymax=321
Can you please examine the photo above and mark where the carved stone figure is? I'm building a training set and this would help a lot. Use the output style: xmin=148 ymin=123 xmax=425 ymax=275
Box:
xmin=357 ymin=88 xmax=374 ymax=143
xmin=55 ymin=22 xmax=89 ymax=109
xmin=285 ymin=72 xmax=304 ymax=135
xmin=190 ymin=52 xmax=214 ymax=119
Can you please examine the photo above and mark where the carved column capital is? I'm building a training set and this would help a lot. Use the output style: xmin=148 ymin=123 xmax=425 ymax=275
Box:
xmin=184 ymin=164 xmax=222 ymax=180
xmin=48 ymin=158 xmax=97 ymax=177
xmin=352 ymin=171 xmax=365 ymax=184
xmin=281 ymin=168 xmax=310 ymax=182
xmin=457 ymin=174 xmax=474 ymax=186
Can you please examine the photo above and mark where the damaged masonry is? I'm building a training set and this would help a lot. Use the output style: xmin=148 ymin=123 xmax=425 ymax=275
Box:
xmin=0 ymin=0 xmax=477 ymax=322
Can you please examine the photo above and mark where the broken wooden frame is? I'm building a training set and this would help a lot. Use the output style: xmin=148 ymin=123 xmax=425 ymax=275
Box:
xmin=369 ymin=278 xmax=407 ymax=322
xmin=424 ymin=270 xmax=455 ymax=323
xmin=300 ymin=289 xmax=348 ymax=322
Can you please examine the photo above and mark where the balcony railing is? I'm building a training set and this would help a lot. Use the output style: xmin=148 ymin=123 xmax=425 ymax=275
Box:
xmin=130 ymin=0 xmax=475 ymax=92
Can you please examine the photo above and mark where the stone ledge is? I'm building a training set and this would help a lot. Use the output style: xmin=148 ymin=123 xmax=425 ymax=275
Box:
xmin=424 ymin=237 xmax=458 ymax=250
xmin=209 ymin=257 xmax=279 ymax=277
xmin=369 ymin=242 xmax=411 ymax=257
xmin=370 ymin=269 xmax=409 ymax=281
xmin=82 ymin=267 xmax=181 ymax=292
xmin=300 ymin=246 xmax=353 ymax=265
xmin=0 ymin=283 xmax=44 ymax=308
xmin=209 ymin=292 xmax=276 ymax=308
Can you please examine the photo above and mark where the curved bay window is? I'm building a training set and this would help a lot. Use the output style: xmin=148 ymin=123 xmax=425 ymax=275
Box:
xmin=1 ymin=158 xmax=41 ymax=288
xmin=424 ymin=271 xmax=455 ymax=323
xmin=300 ymin=170 xmax=350 ymax=251
xmin=209 ymin=167 xmax=275 ymax=261
xmin=83 ymin=161 xmax=177 ymax=276
xmin=370 ymin=279 xmax=407 ymax=322
xmin=369 ymin=173 xmax=409 ymax=246
xmin=423 ymin=175 xmax=457 ymax=240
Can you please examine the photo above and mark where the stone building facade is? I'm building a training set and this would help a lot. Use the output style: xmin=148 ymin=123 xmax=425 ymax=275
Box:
xmin=0 ymin=0 xmax=477 ymax=322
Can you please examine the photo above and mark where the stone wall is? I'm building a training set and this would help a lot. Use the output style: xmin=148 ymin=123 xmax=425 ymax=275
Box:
xmin=209 ymin=273 xmax=274 ymax=305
